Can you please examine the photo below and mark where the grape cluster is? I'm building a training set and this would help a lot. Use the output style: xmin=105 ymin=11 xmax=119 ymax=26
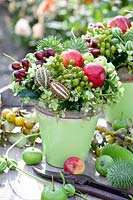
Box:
xmin=47 ymin=57 xmax=92 ymax=93
xmin=85 ymin=26 xmax=117 ymax=59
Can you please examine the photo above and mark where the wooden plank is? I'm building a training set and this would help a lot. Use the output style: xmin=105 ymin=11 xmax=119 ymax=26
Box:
xmin=0 ymin=86 xmax=132 ymax=200
xmin=0 ymin=144 xmax=101 ymax=200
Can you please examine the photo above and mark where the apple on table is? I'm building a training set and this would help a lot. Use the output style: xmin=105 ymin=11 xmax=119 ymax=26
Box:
xmin=64 ymin=157 xmax=85 ymax=174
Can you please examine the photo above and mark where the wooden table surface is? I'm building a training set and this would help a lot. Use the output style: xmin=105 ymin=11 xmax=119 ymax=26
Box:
xmin=0 ymin=89 xmax=132 ymax=200
xmin=0 ymin=118 xmax=112 ymax=200
xmin=0 ymin=142 xmax=105 ymax=200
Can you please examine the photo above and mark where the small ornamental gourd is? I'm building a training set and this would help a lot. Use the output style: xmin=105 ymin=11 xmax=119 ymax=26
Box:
xmin=50 ymin=81 xmax=70 ymax=100
xmin=35 ymin=67 xmax=51 ymax=89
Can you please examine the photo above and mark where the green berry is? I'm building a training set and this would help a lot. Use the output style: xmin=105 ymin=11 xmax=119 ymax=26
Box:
xmin=63 ymin=70 xmax=67 ymax=75
xmin=69 ymin=60 xmax=75 ymax=65
xmin=89 ymin=82 xmax=93 ymax=87
xmin=82 ymin=75 xmax=88 ymax=82
xmin=76 ymin=86 xmax=82 ymax=92
xmin=100 ymin=47 xmax=105 ymax=54
xmin=105 ymin=42 xmax=110 ymax=48
xmin=80 ymin=81 xmax=85 ymax=87
xmin=72 ymin=79 xmax=80 ymax=87
xmin=101 ymin=42 xmax=105 ymax=48
xmin=71 ymin=67 xmax=78 ymax=72
xmin=68 ymin=65 xmax=73 ymax=69
xmin=77 ymin=71 xmax=84 ymax=78
xmin=57 ymin=76 xmax=63 ymax=81
xmin=105 ymin=50 xmax=110 ymax=58
xmin=111 ymin=46 xmax=117 ymax=54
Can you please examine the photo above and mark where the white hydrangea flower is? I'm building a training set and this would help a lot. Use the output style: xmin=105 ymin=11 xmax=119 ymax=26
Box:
xmin=15 ymin=18 xmax=31 ymax=37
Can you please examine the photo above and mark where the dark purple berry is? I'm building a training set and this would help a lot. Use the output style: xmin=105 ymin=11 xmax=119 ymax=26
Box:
xmin=35 ymin=60 xmax=44 ymax=66
xmin=93 ymin=23 xmax=104 ymax=29
xmin=22 ymin=59 xmax=30 ymax=71
xmin=11 ymin=61 xmax=21 ymax=70
xmin=89 ymin=48 xmax=101 ymax=57
xmin=85 ymin=36 xmax=91 ymax=43
xmin=13 ymin=69 xmax=27 ymax=79
xmin=34 ymin=51 xmax=46 ymax=60
xmin=91 ymin=40 xmax=99 ymax=48
xmin=46 ymin=48 xmax=55 ymax=57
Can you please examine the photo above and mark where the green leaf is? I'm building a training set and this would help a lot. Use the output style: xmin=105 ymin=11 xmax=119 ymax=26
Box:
xmin=123 ymin=28 xmax=133 ymax=42
xmin=18 ymin=89 xmax=40 ymax=99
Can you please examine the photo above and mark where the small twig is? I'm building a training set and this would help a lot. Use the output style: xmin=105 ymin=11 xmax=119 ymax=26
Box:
xmin=5 ymin=133 xmax=40 ymax=157
xmin=75 ymin=192 xmax=89 ymax=200
xmin=3 ymin=53 xmax=16 ymax=62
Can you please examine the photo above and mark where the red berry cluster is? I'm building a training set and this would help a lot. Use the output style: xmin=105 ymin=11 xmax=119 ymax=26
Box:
xmin=11 ymin=48 xmax=55 ymax=84
xmin=12 ymin=59 xmax=30 ymax=84
xmin=85 ymin=35 xmax=101 ymax=58
xmin=34 ymin=48 xmax=55 ymax=65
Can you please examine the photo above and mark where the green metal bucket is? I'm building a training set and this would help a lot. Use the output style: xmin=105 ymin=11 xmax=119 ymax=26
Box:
xmin=36 ymin=107 xmax=98 ymax=168
xmin=104 ymin=82 xmax=133 ymax=123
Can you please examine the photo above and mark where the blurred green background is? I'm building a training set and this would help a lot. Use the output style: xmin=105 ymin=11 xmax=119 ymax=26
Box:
xmin=8 ymin=0 xmax=133 ymax=50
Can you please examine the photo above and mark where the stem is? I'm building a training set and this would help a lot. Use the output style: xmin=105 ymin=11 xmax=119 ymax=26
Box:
xmin=5 ymin=133 xmax=50 ymax=185
xmin=60 ymin=172 xmax=65 ymax=186
xmin=5 ymin=133 xmax=40 ymax=157
xmin=75 ymin=192 xmax=89 ymax=200
xmin=52 ymin=176 xmax=55 ymax=191
xmin=129 ymin=195 xmax=133 ymax=200
xmin=3 ymin=53 xmax=16 ymax=62
xmin=71 ymin=27 xmax=76 ymax=38
xmin=15 ymin=165 xmax=50 ymax=185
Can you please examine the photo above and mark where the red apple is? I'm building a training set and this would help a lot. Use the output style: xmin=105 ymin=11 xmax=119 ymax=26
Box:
xmin=82 ymin=63 xmax=106 ymax=88
xmin=61 ymin=49 xmax=83 ymax=67
xmin=108 ymin=15 xmax=131 ymax=34
xmin=64 ymin=157 xmax=85 ymax=174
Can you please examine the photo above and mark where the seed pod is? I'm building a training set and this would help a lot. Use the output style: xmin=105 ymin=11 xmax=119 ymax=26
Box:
xmin=50 ymin=81 xmax=70 ymax=100
xmin=35 ymin=67 xmax=51 ymax=88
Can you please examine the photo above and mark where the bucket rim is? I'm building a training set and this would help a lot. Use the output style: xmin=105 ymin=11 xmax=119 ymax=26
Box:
xmin=35 ymin=105 xmax=100 ymax=120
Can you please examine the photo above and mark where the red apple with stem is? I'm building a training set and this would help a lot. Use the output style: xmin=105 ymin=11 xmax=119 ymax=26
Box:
xmin=61 ymin=49 xmax=83 ymax=67
xmin=108 ymin=15 xmax=131 ymax=34
xmin=82 ymin=63 xmax=106 ymax=88
xmin=64 ymin=157 xmax=85 ymax=174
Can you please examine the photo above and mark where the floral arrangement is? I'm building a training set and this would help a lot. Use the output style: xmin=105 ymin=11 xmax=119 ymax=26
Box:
xmin=85 ymin=15 xmax=133 ymax=79
xmin=9 ymin=36 xmax=123 ymax=116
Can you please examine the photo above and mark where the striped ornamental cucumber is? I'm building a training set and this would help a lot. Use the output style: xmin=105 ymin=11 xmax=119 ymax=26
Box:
xmin=101 ymin=144 xmax=133 ymax=160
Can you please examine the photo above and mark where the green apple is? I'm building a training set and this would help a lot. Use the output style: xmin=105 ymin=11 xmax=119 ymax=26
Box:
xmin=112 ymin=119 xmax=129 ymax=131
xmin=83 ymin=52 xmax=94 ymax=62
xmin=41 ymin=184 xmax=67 ymax=200
xmin=95 ymin=155 xmax=114 ymax=176
xmin=22 ymin=147 xmax=43 ymax=165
